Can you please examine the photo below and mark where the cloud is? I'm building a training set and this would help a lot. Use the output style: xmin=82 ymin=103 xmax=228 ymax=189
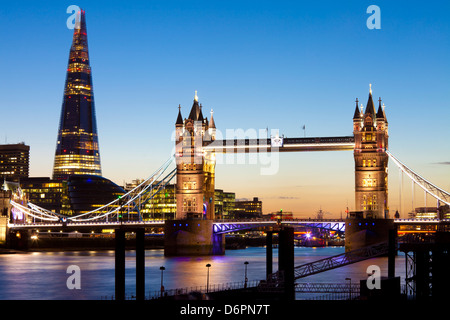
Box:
xmin=278 ymin=196 xmax=300 ymax=200
xmin=261 ymin=196 xmax=300 ymax=200
xmin=435 ymin=162 xmax=450 ymax=165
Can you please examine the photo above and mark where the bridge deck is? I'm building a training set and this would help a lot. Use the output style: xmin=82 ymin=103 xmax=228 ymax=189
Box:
xmin=8 ymin=218 xmax=450 ymax=231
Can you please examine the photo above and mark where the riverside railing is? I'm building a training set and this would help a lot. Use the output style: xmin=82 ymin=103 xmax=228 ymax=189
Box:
xmin=147 ymin=280 xmax=261 ymax=300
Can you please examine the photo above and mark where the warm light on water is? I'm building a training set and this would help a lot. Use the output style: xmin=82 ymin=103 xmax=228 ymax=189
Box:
xmin=0 ymin=247 xmax=406 ymax=300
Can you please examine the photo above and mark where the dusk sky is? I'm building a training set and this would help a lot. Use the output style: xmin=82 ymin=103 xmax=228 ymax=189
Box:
xmin=1 ymin=0 xmax=449 ymax=218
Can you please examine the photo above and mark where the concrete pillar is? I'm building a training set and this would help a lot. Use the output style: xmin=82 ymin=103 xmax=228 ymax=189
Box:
xmin=136 ymin=228 xmax=145 ymax=300
xmin=415 ymin=250 xmax=431 ymax=299
xmin=164 ymin=219 xmax=225 ymax=256
xmin=388 ymin=228 xmax=397 ymax=278
xmin=345 ymin=218 xmax=394 ymax=252
xmin=278 ymin=227 xmax=294 ymax=300
xmin=266 ymin=231 xmax=273 ymax=279
xmin=115 ymin=228 xmax=125 ymax=300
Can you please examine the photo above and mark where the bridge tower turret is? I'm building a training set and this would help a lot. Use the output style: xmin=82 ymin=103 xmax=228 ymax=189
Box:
xmin=353 ymin=85 xmax=389 ymax=219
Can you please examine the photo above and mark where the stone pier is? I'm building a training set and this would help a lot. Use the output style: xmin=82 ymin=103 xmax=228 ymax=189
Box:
xmin=164 ymin=219 xmax=225 ymax=256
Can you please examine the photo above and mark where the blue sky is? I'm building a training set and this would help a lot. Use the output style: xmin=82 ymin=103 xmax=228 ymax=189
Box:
xmin=1 ymin=0 xmax=449 ymax=217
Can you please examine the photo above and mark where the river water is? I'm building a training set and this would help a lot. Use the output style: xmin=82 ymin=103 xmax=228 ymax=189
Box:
xmin=0 ymin=246 xmax=406 ymax=300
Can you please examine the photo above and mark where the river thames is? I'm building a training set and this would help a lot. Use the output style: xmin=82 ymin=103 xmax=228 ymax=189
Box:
xmin=0 ymin=246 xmax=406 ymax=300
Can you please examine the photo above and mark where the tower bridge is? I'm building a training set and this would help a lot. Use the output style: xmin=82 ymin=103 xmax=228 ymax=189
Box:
xmin=4 ymin=87 xmax=450 ymax=255
xmin=1 ymin=9 xmax=449 ymax=303
xmin=2 ymin=10 xmax=449 ymax=257
xmin=4 ymin=86 xmax=450 ymax=254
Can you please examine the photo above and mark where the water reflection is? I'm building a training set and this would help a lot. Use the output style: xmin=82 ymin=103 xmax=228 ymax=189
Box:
xmin=0 ymin=247 xmax=406 ymax=300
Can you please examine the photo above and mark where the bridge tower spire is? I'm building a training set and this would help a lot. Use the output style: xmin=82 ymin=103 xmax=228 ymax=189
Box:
xmin=353 ymin=85 xmax=389 ymax=218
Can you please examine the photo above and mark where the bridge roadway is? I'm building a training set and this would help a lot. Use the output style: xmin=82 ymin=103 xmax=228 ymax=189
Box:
xmin=8 ymin=218 xmax=449 ymax=233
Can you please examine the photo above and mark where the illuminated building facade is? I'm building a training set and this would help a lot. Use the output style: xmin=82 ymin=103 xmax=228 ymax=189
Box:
xmin=135 ymin=183 xmax=236 ymax=220
xmin=142 ymin=184 xmax=176 ymax=220
xmin=0 ymin=143 xmax=30 ymax=182
xmin=53 ymin=9 xmax=101 ymax=180
xmin=234 ymin=197 xmax=263 ymax=219
xmin=214 ymin=189 xmax=236 ymax=219
xmin=353 ymin=85 xmax=389 ymax=218
xmin=408 ymin=205 xmax=450 ymax=220
xmin=20 ymin=175 xmax=125 ymax=217
xmin=20 ymin=177 xmax=70 ymax=215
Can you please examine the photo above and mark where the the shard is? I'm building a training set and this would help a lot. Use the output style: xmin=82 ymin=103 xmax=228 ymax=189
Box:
xmin=53 ymin=9 xmax=101 ymax=180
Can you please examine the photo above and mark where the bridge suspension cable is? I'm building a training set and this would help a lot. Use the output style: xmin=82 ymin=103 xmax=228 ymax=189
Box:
xmin=386 ymin=150 xmax=450 ymax=206
xmin=10 ymin=155 xmax=176 ymax=223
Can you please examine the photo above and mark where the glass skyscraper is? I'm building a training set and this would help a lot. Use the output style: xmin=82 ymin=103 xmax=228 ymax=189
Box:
xmin=53 ymin=9 xmax=101 ymax=180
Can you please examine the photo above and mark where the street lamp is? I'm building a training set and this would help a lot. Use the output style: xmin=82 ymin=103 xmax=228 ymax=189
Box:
xmin=160 ymin=266 xmax=165 ymax=297
xmin=244 ymin=261 xmax=249 ymax=288
xmin=206 ymin=263 xmax=211 ymax=293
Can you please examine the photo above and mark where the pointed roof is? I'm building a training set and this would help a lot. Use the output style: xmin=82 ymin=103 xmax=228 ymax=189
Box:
xmin=188 ymin=91 xmax=200 ymax=121
xmin=364 ymin=84 xmax=376 ymax=119
xmin=353 ymin=98 xmax=361 ymax=120
xmin=198 ymin=104 xmax=204 ymax=122
xmin=176 ymin=105 xmax=183 ymax=125
xmin=376 ymin=98 xmax=384 ymax=119
xmin=209 ymin=109 xmax=216 ymax=129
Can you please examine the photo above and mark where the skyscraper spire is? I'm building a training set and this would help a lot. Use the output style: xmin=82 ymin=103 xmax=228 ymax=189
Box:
xmin=53 ymin=9 xmax=101 ymax=180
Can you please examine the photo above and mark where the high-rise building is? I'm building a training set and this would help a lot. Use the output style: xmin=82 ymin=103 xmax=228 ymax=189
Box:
xmin=18 ymin=9 xmax=124 ymax=219
xmin=0 ymin=143 xmax=30 ymax=183
xmin=53 ymin=9 xmax=101 ymax=180
xmin=215 ymin=189 xmax=236 ymax=219
xmin=353 ymin=85 xmax=389 ymax=219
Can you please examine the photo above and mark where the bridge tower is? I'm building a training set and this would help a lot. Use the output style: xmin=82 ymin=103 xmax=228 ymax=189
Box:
xmin=353 ymin=84 xmax=389 ymax=219
xmin=346 ymin=85 xmax=394 ymax=252
xmin=175 ymin=91 xmax=216 ymax=220
xmin=165 ymin=92 xmax=223 ymax=255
